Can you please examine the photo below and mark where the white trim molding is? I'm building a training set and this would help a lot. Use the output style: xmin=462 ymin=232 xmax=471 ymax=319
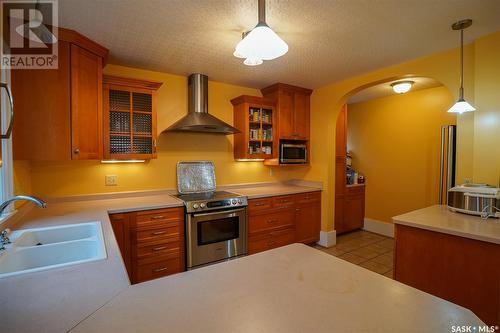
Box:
xmin=363 ymin=218 xmax=394 ymax=238
xmin=317 ymin=230 xmax=337 ymax=247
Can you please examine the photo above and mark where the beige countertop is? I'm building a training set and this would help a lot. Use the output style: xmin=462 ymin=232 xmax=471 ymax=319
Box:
xmin=72 ymin=244 xmax=483 ymax=333
xmin=228 ymin=183 xmax=321 ymax=199
xmin=0 ymin=182 xmax=321 ymax=333
xmin=393 ymin=205 xmax=500 ymax=245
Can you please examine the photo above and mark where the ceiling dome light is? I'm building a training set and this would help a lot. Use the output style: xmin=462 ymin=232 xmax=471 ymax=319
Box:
xmin=391 ymin=81 xmax=414 ymax=94
xmin=448 ymin=19 xmax=475 ymax=114
xmin=234 ymin=0 xmax=288 ymax=66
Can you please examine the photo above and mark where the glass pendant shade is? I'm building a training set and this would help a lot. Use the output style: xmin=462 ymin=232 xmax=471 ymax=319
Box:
xmin=234 ymin=23 xmax=288 ymax=65
xmin=447 ymin=99 xmax=476 ymax=114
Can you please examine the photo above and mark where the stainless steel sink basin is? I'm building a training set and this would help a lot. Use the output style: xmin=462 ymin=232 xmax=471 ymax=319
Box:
xmin=0 ymin=222 xmax=107 ymax=278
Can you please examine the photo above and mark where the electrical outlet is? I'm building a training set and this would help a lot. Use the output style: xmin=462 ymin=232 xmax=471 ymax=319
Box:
xmin=105 ymin=175 xmax=118 ymax=186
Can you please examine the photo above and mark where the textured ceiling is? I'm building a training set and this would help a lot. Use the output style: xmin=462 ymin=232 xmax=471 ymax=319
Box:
xmin=348 ymin=77 xmax=442 ymax=104
xmin=59 ymin=0 xmax=500 ymax=89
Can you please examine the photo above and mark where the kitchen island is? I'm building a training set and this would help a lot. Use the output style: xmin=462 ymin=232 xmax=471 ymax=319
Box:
xmin=72 ymin=243 xmax=483 ymax=332
xmin=393 ymin=205 xmax=500 ymax=326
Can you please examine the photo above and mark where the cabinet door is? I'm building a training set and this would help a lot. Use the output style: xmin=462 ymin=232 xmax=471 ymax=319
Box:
xmin=293 ymin=92 xmax=310 ymax=140
xmin=295 ymin=202 xmax=321 ymax=243
xmin=110 ymin=213 xmax=132 ymax=281
xmin=344 ymin=193 xmax=365 ymax=232
xmin=278 ymin=90 xmax=295 ymax=138
xmin=70 ymin=44 xmax=102 ymax=160
xmin=11 ymin=41 xmax=71 ymax=160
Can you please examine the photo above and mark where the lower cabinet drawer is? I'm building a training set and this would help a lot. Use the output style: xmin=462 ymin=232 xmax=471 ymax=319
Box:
xmin=135 ymin=241 xmax=182 ymax=260
xmin=295 ymin=191 xmax=321 ymax=204
xmin=135 ymin=208 xmax=183 ymax=229
xmin=248 ymin=228 xmax=295 ymax=255
xmin=249 ymin=209 xmax=295 ymax=234
xmin=134 ymin=257 xmax=183 ymax=283
xmin=248 ymin=197 xmax=273 ymax=215
xmin=135 ymin=225 xmax=182 ymax=244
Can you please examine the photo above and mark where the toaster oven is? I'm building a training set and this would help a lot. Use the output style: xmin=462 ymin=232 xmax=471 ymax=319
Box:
xmin=447 ymin=185 xmax=500 ymax=218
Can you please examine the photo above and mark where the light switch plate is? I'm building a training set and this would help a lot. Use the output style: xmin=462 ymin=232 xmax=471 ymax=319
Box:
xmin=105 ymin=175 xmax=118 ymax=186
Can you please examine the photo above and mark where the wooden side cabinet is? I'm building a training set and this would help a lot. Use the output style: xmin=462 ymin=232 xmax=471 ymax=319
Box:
xmin=12 ymin=28 xmax=108 ymax=161
xmin=248 ymin=191 xmax=321 ymax=254
xmin=295 ymin=192 xmax=321 ymax=243
xmin=109 ymin=207 xmax=185 ymax=284
xmin=231 ymin=95 xmax=276 ymax=160
xmin=334 ymin=105 xmax=365 ymax=234
xmin=395 ymin=224 xmax=500 ymax=326
xmin=109 ymin=213 xmax=132 ymax=281
xmin=103 ymin=76 xmax=162 ymax=160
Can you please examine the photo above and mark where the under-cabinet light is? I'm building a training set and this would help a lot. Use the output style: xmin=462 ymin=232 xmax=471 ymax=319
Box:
xmin=101 ymin=160 xmax=146 ymax=164
xmin=235 ymin=159 xmax=265 ymax=162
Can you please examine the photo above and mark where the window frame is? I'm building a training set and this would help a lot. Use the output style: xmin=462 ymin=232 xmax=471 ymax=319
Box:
xmin=0 ymin=59 xmax=15 ymax=220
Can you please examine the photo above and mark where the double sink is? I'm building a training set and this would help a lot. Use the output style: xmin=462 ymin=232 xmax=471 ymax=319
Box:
xmin=0 ymin=222 xmax=107 ymax=278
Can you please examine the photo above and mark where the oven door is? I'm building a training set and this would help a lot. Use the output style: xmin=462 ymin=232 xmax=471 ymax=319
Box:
xmin=280 ymin=144 xmax=307 ymax=163
xmin=186 ymin=207 xmax=247 ymax=269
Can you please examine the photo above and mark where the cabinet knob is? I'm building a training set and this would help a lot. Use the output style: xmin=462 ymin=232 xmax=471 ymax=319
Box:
xmin=73 ymin=148 xmax=80 ymax=155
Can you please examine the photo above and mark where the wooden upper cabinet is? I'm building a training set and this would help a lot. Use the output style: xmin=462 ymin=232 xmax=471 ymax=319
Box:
xmin=261 ymin=83 xmax=313 ymax=141
xmin=293 ymin=92 xmax=310 ymax=140
xmin=231 ymin=95 xmax=276 ymax=160
xmin=276 ymin=90 xmax=294 ymax=138
xmin=102 ymin=76 xmax=162 ymax=160
xmin=12 ymin=28 xmax=108 ymax=161
xmin=70 ymin=44 xmax=103 ymax=159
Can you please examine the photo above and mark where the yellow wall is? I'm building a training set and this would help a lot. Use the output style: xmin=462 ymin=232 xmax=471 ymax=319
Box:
xmin=309 ymin=31 xmax=500 ymax=232
xmin=26 ymin=65 xmax=310 ymax=197
xmin=472 ymin=33 xmax=500 ymax=185
xmin=347 ymin=87 xmax=455 ymax=223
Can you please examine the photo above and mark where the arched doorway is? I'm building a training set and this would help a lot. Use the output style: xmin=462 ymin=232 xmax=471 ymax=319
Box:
xmin=334 ymin=76 xmax=455 ymax=235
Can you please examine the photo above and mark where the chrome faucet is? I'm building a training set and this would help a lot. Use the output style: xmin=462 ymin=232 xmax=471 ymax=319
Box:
xmin=0 ymin=195 xmax=47 ymax=215
xmin=0 ymin=196 xmax=47 ymax=251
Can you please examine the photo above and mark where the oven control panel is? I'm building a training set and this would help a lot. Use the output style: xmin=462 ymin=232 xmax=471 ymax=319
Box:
xmin=189 ymin=197 xmax=247 ymax=212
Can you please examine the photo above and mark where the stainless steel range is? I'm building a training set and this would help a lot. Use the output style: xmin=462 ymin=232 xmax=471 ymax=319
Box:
xmin=174 ymin=161 xmax=248 ymax=269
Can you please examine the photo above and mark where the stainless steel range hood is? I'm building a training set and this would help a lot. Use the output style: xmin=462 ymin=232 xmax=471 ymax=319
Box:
xmin=164 ymin=73 xmax=240 ymax=134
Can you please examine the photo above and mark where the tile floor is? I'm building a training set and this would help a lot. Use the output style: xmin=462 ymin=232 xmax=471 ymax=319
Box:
xmin=314 ymin=230 xmax=394 ymax=278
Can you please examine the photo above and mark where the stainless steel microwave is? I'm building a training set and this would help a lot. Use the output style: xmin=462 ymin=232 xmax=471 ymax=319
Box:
xmin=280 ymin=143 xmax=307 ymax=164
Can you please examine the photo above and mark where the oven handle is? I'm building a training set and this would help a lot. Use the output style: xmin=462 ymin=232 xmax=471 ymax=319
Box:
xmin=192 ymin=207 xmax=246 ymax=218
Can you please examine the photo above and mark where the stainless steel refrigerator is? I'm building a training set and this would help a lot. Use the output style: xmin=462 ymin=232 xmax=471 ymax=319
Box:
xmin=438 ymin=125 xmax=456 ymax=204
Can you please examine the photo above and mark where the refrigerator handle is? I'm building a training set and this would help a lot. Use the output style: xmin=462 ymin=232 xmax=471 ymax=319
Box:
xmin=439 ymin=126 xmax=446 ymax=204
xmin=446 ymin=125 xmax=456 ymax=198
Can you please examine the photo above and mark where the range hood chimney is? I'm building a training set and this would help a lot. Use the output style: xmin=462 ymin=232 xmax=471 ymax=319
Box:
xmin=164 ymin=73 xmax=240 ymax=134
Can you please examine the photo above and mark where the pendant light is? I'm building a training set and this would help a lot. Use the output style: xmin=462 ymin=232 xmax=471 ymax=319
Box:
xmin=234 ymin=0 xmax=288 ymax=66
xmin=448 ymin=19 xmax=475 ymax=114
